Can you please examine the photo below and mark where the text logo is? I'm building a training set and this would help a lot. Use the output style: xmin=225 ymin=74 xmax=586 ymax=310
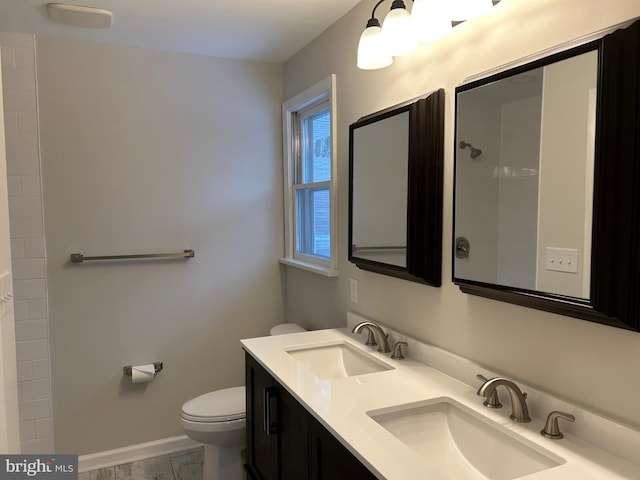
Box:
xmin=0 ymin=456 xmax=77 ymax=479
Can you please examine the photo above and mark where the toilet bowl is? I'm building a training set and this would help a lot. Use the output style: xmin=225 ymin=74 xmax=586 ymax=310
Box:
xmin=180 ymin=387 xmax=246 ymax=480
xmin=180 ymin=324 xmax=305 ymax=480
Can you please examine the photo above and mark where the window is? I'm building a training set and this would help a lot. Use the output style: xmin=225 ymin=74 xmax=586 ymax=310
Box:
xmin=280 ymin=75 xmax=338 ymax=276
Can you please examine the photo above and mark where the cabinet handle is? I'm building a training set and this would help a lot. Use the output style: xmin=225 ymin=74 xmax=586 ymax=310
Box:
xmin=263 ymin=387 xmax=278 ymax=435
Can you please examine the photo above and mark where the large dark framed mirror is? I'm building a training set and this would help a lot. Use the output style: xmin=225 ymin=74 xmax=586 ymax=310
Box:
xmin=453 ymin=20 xmax=640 ymax=331
xmin=349 ymin=89 xmax=444 ymax=286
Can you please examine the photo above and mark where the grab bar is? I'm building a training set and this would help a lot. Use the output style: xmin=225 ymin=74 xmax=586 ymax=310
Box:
xmin=70 ymin=249 xmax=195 ymax=263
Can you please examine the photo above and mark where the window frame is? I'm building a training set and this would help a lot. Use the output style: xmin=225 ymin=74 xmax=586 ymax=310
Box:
xmin=280 ymin=75 xmax=338 ymax=277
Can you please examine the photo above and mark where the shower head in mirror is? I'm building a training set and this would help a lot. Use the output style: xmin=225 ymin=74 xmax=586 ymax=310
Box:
xmin=459 ymin=141 xmax=482 ymax=159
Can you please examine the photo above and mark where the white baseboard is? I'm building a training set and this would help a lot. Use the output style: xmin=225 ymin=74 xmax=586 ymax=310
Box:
xmin=78 ymin=435 xmax=200 ymax=473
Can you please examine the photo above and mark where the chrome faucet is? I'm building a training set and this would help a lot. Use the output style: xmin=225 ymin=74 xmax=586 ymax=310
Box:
xmin=477 ymin=377 xmax=531 ymax=423
xmin=352 ymin=321 xmax=391 ymax=353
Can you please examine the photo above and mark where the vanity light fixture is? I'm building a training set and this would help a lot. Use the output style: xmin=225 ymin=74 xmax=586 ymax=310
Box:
xmin=357 ymin=0 xmax=498 ymax=70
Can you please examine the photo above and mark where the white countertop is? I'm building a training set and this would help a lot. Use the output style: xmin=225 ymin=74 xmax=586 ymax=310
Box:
xmin=241 ymin=327 xmax=640 ymax=480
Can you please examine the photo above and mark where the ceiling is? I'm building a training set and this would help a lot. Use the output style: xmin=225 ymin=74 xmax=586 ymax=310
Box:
xmin=0 ymin=0 xmax=362 ymax=64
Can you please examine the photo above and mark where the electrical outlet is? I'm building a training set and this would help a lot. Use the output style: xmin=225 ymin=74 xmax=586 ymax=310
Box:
xmin=545 ymin=247 xmax=578 ymax=273
xmin=350 ymin=278 xmax=359 ymax=304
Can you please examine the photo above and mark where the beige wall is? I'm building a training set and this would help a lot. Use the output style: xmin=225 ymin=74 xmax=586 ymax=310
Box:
xmin=283 ymin=0 xmax=640 ymax=428
xmin=0 ymin=42 xmax=20 ymax=454
xmin=35 ymin=37 xmax=283 ymax=454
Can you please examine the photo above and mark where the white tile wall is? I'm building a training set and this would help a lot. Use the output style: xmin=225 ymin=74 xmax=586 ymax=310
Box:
xmin=3 ymin=90 xmax=37 ymax=112
xmin=16 ymin=361 xmax=33 ymax=381
xmin=16 ymin=340 xmax=48 ymax=365
xmin=1 ymin=32 xmax=54 ymax=454
xmin=1 ymin=47 xmax=15 ymax=68
xmin=19 ymin=398 xmax=52 ymax=420
xmin=13 ymin=299 xmax=28 ymax=320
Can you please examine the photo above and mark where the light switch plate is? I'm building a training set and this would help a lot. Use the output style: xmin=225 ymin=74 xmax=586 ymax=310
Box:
xmin=350 ymin=278 xmax=359 ymax=304
xmin=545 ymin=247 xmax=578 ymax=273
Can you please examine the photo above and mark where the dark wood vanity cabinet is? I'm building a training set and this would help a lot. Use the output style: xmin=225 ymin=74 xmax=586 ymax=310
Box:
xmin=308 ymin=417 xmax=374 ymax=480
xmin=245 ymin=353 xmax=376 ymax=480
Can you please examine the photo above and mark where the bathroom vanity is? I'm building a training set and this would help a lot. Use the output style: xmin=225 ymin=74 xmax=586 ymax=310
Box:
xmin=242 ymin=317 xmax=640 ymax=480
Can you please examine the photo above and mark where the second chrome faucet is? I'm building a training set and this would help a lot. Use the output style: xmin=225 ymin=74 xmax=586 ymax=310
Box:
xmin=477 ymin=377 xmax=531 ymax=423
xmin=352 ymin=321 xmax=391 ymax=353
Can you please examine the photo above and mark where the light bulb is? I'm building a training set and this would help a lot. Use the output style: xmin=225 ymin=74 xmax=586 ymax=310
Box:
xmin=411 ymin=0 xmax=452 ymax=42
xmin=382 ymin=2 xmax=418 ymax=57
xmin=357 ymin=22 xmax=393 ymax=70
xmin=450 ymin=0 xmax=493 ymax=21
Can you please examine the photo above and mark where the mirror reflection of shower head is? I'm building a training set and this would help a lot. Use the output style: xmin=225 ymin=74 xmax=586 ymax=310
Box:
xmin=459 ymin=141 xmax=482 ymax=159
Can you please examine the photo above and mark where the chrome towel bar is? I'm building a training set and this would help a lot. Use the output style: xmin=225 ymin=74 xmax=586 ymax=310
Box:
xmin=70 ymin=249 xmax=195 ymax=263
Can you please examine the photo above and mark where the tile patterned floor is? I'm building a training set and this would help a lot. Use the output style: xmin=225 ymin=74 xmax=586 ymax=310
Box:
xmin=79 ymin=447 xmax=204 ymax=480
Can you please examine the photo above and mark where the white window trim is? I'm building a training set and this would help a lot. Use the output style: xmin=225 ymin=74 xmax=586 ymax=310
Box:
xmin=279 ymin=74 xmax=338 ymax=277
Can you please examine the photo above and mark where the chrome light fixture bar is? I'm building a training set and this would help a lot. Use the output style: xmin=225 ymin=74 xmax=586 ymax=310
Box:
xmin=357 ymin=0 xmax=498 ymax=70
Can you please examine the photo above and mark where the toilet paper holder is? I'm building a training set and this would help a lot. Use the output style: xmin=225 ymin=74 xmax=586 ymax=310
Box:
xmin=123 ymin=362 xmax=163 ymax=376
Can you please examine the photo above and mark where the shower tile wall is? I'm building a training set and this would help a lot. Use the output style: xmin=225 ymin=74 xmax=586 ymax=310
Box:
xmin=1 ymin=32 xmax=54 ymax=453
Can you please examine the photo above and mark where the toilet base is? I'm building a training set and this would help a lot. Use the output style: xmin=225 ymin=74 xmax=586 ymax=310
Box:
xmin=203 ymin=443 xmax=244 ymax=480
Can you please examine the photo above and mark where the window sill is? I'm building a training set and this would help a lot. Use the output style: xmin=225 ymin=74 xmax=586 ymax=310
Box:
xmin=279 ymin=258 xmax=339 ymax=277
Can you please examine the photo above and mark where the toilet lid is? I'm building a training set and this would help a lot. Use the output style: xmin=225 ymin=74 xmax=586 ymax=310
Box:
xmin=270 ymin=323 xmax=306 ymax=335
xmin=181 ymin=386 xmax=246 ymax=422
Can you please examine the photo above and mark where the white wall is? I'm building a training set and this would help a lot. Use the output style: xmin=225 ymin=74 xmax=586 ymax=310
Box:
xmin=497 ymin=95 xmax=541 ymax=290
xmin=537 ymin=51 xmax=597 ymax=298
xmin=0 ymin=37 xmax=21 ymax=454
xmin=35 ymin=37 xmax=283 ymax=454
xmin=282 ymin=0 xmax=640 ymax=429
xmin=1 ymin=31 xmax=54 ymax=454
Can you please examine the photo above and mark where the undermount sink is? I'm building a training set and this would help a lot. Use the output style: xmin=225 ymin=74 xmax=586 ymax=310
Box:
xmin=368 ymin=397 xmax=564 ymax=480
xmin=285 ymin=342 xmax=394 ymax=380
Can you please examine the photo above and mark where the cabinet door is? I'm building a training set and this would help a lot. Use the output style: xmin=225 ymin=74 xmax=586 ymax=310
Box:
xmin=246 ymin=353 xmax=375 ymax=480
xmin=246 ymin=354 xmax=279 ymax=480
xmin=309 ymin=417 xmax=374 ymax=480
xmin=246 ymin=353 xmax=310 ymax=480
xmin=277 ymin=384 xmax=309 ymax=480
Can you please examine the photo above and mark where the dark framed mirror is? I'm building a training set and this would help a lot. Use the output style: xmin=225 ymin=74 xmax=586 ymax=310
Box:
xmin=349 ymin=89 xmax=444 ymax=286
xmin=453 ymin=20 xmax=640 ymax=331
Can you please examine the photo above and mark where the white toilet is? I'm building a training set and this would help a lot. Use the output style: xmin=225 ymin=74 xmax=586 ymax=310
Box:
xmin=268 ymin=323 xmax=306 ymax=336
xmin=179 ymin=323 xmax=306 ymax=480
